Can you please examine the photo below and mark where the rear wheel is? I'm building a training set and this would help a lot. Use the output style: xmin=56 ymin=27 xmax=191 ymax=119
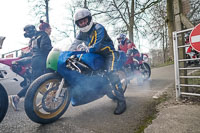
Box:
xmin=24 ymin=73 xmax=71 ymax=124
xmin=0 ymin=84 xmax=8 ymax=123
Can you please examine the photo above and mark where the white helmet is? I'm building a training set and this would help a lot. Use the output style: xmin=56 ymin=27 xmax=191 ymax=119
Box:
xmin=74 ymin=8 xmax=93 ymax=32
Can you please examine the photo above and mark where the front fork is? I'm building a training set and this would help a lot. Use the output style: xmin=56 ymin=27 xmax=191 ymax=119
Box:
xmin=53 ymin=78 xmax=66 ymax=102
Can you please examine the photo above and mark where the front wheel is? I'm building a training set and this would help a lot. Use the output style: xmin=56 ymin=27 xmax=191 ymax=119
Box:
xmin=140 ymin=62 xmax=151 ymax=81
xmin=0 ymin=84 xmax=8 ymax=123
xmin=24 ymin=73 xmax=71 ymax=124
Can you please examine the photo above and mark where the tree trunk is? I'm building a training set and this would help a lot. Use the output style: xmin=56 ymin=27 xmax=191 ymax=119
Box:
xmin=45 ymin=0 xmax=49 ymax=23
xmin=166 ymin=0 xmax=174 ymax=61
xmin=174 ymin=0 xmax=188 ymax=93
xmin=129 ymin=0 xmax=134 ymax=42
xmin=162 ymin=28 xmax=165 ymax=63
xmin=84 ymin=0 xmax=87 ymax=8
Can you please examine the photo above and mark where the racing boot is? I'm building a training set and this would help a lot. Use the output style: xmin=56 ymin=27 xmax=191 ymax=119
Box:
xmin=107 ymin=72 xmax=127 ymax=115
xmin=113 ymin=84 xmax=126 ymax=115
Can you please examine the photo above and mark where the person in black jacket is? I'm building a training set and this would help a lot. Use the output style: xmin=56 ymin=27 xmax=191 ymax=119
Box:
xmin=10 ymin=21 xmax=52 ymax=111
xmin=31 ymin=20 xmax=52 ymax=81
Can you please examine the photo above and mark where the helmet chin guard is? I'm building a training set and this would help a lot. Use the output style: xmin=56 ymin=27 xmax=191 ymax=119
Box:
xmin=79 ymin=19 xmax=93 ymax=32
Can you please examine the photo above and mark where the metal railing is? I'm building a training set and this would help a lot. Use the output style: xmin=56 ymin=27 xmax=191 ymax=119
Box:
xmin=1 ymin=49 xmax=21 ymax=58
xmin=0 ymin=46 xmax=30 ymax=58
xmin=173 ymin=28 xmax=200 ymax=100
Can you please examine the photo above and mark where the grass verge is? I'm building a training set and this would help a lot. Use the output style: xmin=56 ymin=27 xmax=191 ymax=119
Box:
xmin=134 ymin=93 xmax=169 ymax=133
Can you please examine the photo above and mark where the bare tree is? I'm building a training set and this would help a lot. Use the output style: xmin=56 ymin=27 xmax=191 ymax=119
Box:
xmin=188 ymin=0 xmax=200 ymax=25
xmin=71 ymin=0 xmax=161 ymax=43
xmin=28 ymin=0 xmax=50 ymax=24
xmin=166 ymin=0 xmax=174 ymax=60
xmin=132 ymin=0 xmax=173 ymax=64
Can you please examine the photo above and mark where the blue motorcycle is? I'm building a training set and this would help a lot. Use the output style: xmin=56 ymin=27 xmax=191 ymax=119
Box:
xmin=24 ymin=47 xmax=127 ymax=124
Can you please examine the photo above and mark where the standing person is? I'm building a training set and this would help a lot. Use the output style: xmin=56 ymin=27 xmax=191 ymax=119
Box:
xmin=69 ymin=8 xmax=126 ymax=115
xmin=10 ymin=21 xmax=52 ymax=111
xmin=31 ymin=20 xmax=52 ymax=81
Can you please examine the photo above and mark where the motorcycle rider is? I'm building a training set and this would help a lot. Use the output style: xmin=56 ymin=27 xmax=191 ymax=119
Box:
xmin=69 ymin=8 xmax=126 ymax=115
xmin=10 ymin=21 xmax=52 ymax=111
xmin=117 ymin=34 xmax=144 ymax=85
xmin=117 ymin=34 xmax=142 ymax=65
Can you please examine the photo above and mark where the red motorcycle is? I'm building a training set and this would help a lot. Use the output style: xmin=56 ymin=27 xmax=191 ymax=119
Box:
xmin=186 ymin=46 xmax=200 ymax=66
xmin=0 ymin=49 xmax=32 ymax=91
xmin=0 ymin=56 xmax=31 ymax=122
xmin=0 ymin=37 xmax=31 ymax=122
xmin=123 ymin=53 xmax=151 ymax=84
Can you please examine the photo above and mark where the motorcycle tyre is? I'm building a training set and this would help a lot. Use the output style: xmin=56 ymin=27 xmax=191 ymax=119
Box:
xmin=142 ymin=63 xmax=151 ymax=81
xmin=24 ymin=73 xmax=71 ymax=124
xmin=0 ymin=84 xmax=8 ymax=123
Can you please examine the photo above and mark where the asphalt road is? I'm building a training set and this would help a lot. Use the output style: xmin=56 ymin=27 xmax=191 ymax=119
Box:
xmin=0 ymin=64 xmax=174 ymax=133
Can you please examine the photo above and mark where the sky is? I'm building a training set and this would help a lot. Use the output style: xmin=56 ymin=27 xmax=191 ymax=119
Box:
xmin=0 ymin=0 xmax=150 ymax=56
xmin=0 ymin=0 xmax=32 ymax=54
xmin=0 ymin=0 xmax=68 ymax=55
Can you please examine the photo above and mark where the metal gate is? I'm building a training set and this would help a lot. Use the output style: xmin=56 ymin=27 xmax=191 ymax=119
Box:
xmin=173 ymin=28 xmax=200 ymax=100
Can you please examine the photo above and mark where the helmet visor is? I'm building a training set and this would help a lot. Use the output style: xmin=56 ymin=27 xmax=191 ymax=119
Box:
xmin=76 ymin=17 xmax=89 ymax=28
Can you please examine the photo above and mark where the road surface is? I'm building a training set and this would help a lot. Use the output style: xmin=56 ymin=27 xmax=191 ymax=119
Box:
xmin=0 ymin=64 xmax=174 ymax=133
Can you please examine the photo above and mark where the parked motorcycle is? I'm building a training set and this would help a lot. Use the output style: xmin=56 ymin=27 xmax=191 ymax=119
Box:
xmin=0 ymin=36 xmax=8 ymax=123
xmin=124 ymin=53 xmax=151 ymax=84
xmin=184 ymin=33 xmax=200 ymax=66
xmin=24 ymin=47 xmax=128 ymax=124
xmin=186 ymin=46 xmax=200 ymax=66
xmin=0 ymin=52 xmax=32 ymax=90
xmin=0 ymin=51 xmax=31 ymax=122
xmin=0 ymin=80 xmax=8 ymax=123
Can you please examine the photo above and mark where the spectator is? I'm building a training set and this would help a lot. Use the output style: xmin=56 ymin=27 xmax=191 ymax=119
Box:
xmin=10 ymin=21 xmax=52 ymax=111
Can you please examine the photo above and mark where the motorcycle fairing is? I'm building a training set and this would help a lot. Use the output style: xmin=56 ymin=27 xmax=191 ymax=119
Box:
xmin=56 ymin=51 xmax=126 ymax=106
xmin=58 ymin=51 xmax=104 ymax=71
xmin=76 ymin=53 xmax=105 ymax=71
xmin=57 ymin=51 xmax=109 ymax=106
xmin=115 ymin=51 xmax=127 ymax=69
xmin=0 ymin=57 xmax=20 ymax=66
